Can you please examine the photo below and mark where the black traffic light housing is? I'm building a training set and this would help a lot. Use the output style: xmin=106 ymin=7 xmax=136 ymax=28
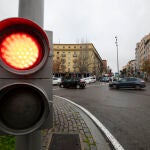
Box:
xmin=0 ymin=18 xmax=52 ymax=136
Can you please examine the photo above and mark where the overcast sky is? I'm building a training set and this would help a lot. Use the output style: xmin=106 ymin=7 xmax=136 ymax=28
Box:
xmin=0 ymin=0 xmax=150 ymax=72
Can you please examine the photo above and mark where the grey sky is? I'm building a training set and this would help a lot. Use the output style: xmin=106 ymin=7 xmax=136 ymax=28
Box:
xmin=0 ymin=0 xmax=150 ymax=72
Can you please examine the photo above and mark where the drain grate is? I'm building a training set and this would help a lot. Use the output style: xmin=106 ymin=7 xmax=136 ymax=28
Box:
xmin=49 ymin=133 xmax=81 ymax=150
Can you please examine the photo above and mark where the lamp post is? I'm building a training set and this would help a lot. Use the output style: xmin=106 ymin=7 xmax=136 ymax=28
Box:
xmin=115 ymin=36 xmax=119 ymax=78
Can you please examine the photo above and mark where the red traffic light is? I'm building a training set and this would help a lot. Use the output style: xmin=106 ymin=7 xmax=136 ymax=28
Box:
xmin=0 ymin=18 xmax=49 ymax=75
xmin=0 ymin=18 xmax=52 ymax=136
xmin=1 ymin=32 xmax=42 ymax=70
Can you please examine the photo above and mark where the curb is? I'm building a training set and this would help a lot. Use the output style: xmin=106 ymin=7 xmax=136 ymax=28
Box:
xmin=54 ymin=95 xmax=125 ymax=150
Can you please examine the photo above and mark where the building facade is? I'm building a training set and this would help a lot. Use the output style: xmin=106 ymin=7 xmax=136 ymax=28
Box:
xmin=123 ymin=60 xmax=136 ymax=76
xmin=135 ymin=33 xmax=150 ymax=71
xmin=53 ymin=43 xmax=103 ymax=78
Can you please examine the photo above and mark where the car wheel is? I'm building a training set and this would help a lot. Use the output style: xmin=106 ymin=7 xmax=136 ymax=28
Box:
xmin=60 ymin=84 xmax=64 ymax=88
xmin=76 ymin=85 xmax=80 ymax=89
xmin=113 ymin=84 xmax=118 ymax=89
xmin=135 ymin=85 xmax=141 ymax=90
xmin=82 ymin=86 xmax=86 ymax=89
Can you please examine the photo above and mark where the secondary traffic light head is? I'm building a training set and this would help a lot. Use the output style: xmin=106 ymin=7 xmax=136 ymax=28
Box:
xmin=0 ymin=18 xmax=52 ymax=135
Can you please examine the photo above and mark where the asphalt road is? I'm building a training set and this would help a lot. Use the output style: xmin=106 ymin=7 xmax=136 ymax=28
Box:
xmin=53 ymin=82 xmax=150 ymax=150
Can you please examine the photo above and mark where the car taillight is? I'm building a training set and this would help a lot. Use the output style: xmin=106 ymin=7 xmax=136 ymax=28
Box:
xmin=80 ymin=80 xmax=85 ymax=83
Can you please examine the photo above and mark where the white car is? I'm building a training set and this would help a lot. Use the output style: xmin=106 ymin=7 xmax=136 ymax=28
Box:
xmin=80 ymin=77 xmax=90 ymax=84
xmin=52 ymin=77 xmax=62 ymax=85
xmin=84 ymin=77 xmax=91 ymax=84
xmin=81 ymin=76 xmax=96 ymax=84
xmin=89 ymin=76 xmax=96 ymax=83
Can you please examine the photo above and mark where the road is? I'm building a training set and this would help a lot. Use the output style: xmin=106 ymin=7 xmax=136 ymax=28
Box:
xmin=53 ymin=82 xmax=150 ymax=150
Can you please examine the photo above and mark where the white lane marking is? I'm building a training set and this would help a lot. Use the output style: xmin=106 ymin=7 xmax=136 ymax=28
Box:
xmin=54 ymin=95 xmax=125 ymax=150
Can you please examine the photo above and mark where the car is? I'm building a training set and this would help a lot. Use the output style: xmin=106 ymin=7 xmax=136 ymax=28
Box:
xmin=81 ymin=76 xmax=96 ymax=84
xmin=109 ymin=77 xmax=146 ymax=89
xmin=59 ymin=78 xmax=86 ymax=89
xmin=80 ymin=77 xmax=91 ymax=84
xmin=89 ymin=76 xmax=96 ymax=83
xmin=52 ymin=77 xmax=62 ymax=85
xmin=100 ymin=77 xmax=110 ymax=82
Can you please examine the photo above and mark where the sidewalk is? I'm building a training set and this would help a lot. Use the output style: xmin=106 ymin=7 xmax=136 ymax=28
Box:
xmin=42 ymin=96 xmax=112 ymax=150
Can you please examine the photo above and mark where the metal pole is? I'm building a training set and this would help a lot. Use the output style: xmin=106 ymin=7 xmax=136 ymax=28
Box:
xmin=16 ymin=0 xmax=44 ymax=150
xmin=115 ymin=36 xmax=119 ymax=78
xmin=15 ymin=131 xmax=41 ymax=150
xmin=18 ymin=0 xmax=44 ymax=27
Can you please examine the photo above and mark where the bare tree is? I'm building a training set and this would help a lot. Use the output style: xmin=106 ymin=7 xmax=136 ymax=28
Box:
xmin=92 ymin=56 xmax=104 ymax=77
xmin=75 ymin=44 xmax=93 ymax=74
xmin=60 ymin=58 xmax=66 ymax=73
xmin=53 ymin=59 xmax=61 ymax=74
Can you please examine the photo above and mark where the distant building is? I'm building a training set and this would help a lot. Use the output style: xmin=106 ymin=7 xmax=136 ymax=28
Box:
xmin=122 ymin=60 xmax=136 ymax=77
xmin=53 ymin=43 xmax=104 ymax=78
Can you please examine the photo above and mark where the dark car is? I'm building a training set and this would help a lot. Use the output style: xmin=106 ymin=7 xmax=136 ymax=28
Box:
xmin=59 ymin=78 xmax=86 ymax=89
xmin=109 ymin=77 xmax=146 ymax=89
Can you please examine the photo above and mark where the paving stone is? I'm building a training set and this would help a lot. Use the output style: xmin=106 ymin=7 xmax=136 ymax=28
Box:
xmin=41 ymin=97 xmax=99 ymax=150
xmin=90 ymin=145 xmax=97 ymax=150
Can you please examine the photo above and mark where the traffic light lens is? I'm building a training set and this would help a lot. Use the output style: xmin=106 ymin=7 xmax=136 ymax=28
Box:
xmin=0 ymin=33 xmax=42 ymax=70
xmin=0 ymin=84 xmax=48 ymax=132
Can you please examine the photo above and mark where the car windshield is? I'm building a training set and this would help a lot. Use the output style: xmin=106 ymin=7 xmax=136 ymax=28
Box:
xmin=119 ymin=78 xmax=126 ymax=82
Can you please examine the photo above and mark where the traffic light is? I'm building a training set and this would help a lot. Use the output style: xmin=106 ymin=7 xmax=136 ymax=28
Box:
xmin=0 ymin=18 xmax=52 ymax=136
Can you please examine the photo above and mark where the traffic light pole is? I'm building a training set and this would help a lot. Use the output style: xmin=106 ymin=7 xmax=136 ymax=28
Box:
xmin=19 ymin=0 xmax=44 ymax=27
xmin=16 ymin=131 xmax=41 ymax=150
xmin=16 ymin=0 xmax=44 ymax=150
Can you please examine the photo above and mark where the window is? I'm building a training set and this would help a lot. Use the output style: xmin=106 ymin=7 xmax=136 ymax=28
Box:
xmin=73 ymin=51 xmax=77 ymax=57
xmin=62 ymin=54 xmax=66 ymax=57
xmin=61 ymin=59 xmax=66 ymax=64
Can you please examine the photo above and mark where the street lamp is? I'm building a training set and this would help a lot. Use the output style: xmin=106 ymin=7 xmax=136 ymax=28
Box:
xmin=115 ymin=36 xmax=119 ymax=78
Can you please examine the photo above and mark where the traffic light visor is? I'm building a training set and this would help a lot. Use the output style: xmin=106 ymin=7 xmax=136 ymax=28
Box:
xmin=0 ymin=18 xmax=49 ymax=75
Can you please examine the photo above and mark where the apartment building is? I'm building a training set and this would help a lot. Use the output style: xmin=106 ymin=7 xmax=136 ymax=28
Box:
xmin=135 ymin=33 xmax=150 ymax=71
xmin=53 ymin=43 xmax=103 ymax=78
xmin=123 ymin=60 xmax=136 ymax=76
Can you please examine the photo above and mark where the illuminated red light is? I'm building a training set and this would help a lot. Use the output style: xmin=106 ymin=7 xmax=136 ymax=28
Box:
xmin=0 ymin=32 xmax=42 ymax=70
